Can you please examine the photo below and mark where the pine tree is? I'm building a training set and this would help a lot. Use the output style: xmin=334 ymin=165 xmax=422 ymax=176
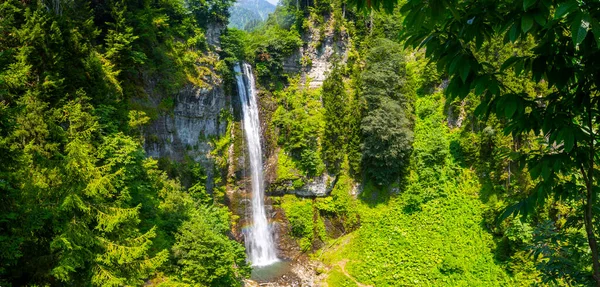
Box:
xmin=360 ymin=39 xmax=414 ymax=185
xmin=321 ymin=65 xmax=347 ymax=174
xmin=51 ymin=98 xmax=168 ymax=286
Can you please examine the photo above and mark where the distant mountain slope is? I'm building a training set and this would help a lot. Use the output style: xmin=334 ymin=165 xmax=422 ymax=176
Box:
xmin=228 ymin=0 xmax=276 ymax=31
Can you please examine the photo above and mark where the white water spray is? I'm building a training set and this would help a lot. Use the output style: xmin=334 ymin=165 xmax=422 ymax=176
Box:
xmin=234 ymin=63 xmax=279 ymax=267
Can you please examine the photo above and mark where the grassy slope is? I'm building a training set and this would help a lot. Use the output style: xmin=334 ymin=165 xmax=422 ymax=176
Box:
xmin=318 ymin=94 xmax=529 ymax=286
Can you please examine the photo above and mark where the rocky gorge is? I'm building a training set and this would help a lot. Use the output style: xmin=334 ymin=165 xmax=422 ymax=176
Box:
xmin=137 ymin=11 xmax=351 ymax=286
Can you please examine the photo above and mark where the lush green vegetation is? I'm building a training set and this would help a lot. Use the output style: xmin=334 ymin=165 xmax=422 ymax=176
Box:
xmin=0 ymin=0 xmax=248 ymax=286
xmin=229 ymin=0 xmax=600 ymax=285
xmin=394 ymin=0 xmax=600 ymax=284
xmin=3 ymin=0 xmax=599 ymax=285
xmin=321 ymin=94 xmax=519 ymax=286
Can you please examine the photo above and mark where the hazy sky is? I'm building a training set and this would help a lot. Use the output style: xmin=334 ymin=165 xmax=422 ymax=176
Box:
xmin=265 ymin=0 xmax=278 ymax=5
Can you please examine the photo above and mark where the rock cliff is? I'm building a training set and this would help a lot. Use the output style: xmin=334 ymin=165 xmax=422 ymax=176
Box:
xmin=141 ymin=23 xmax=230 ymax=190
xmin=283 ymin=15 xmax=349 ymax=89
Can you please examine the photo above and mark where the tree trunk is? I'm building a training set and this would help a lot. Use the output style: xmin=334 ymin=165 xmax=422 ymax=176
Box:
xmin=584 ymin=106 xmax=600 ymax=286
xmin=584 ymin=177 xmax=600 ymax=286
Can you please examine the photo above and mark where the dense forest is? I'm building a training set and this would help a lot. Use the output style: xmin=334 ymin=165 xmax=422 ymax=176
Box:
xmin=1 ymin=0 xmax=599 ymax=286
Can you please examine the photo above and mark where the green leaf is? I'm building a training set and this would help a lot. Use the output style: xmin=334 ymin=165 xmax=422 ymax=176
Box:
xmin=459 ymin=60 xmax=471 ymax=83
xmin=474 ymin=76 xmax=487 ymax=95
xmin=540 ymin=0 xmax=551 ymax=9
xmin=553 ymin=128 xmax=564 ymax=144
xmin=489 ymin=80 xmax=501 ymax=96
xmin=515 ymin=59 xmax=525 ymax=76
xmin=554 ymin=1 xmax=577 ymax=19
xmin=553 ymin=156 xmax=562 ymax=171
xmin=532 ymin=56 xmax=545 ymax=82
xmin=523 ymin=0 xmax=536 ymax=11
xmin=449 ymin=55 xmax=462 ymax=75
xmin=476 ymin=33 xmax=485 ymax=49
xmin=509 ymin=23 xmax=519 ymax=42
xmin=474 ymin=102 xmax=488 ymax=116
xmin=534 ymin=10 xmax=547 ymax=26
xmin=541 ymin=164 xmax=551 ymax=180
xmin=496 ymin=202 xmax=524 ymax=224
xmin=563 ymin=129 xmax=575 ymax=152
xmin=534 ymin=184 xmax=548 ymax=206
xmin=504 ymin=97 xmax=517 ymax=118
xmin=501 ymin=56 xmax=521 ymax=71
xmin=591 ymin=18 xmax=600 ymax=48
xmin=529 ymin=163 xmax=541 ymax=179
xmin=571 ymin=13 xmax=590 ymax=46
xmin=522 ymin=14 xmax=534 ymax=33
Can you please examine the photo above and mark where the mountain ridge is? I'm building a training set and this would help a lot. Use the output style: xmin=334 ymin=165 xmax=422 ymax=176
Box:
xmin=228 ymin=0 xmax=276 ymax=30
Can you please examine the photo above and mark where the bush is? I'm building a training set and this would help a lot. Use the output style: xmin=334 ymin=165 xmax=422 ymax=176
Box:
xmin=272 ymin=79 xmax=326 ymax=177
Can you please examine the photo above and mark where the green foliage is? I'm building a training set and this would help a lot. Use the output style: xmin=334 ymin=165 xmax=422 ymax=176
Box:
xmin=220 ymin=28 xmax=248 ymax=66
xmin=392 ymin=0 xmax=600 ymax=281
xmin=323 ymin=173 xmax=360 ymax=231
xmin=187 ymin=0 xmax=235 ymax=27
xmin=361 ymin=39 xmax=414 ymax=110
xmin=412 ymin=93 xmax=449 ymax=169
xmin=360 ymin=39 xmax=414 ymax=185
xmin=272 ymin=79 xmax=326 ymax=177
xmin=528 ymin=221 xmax=592 ymax=285
xmin=280 ymin=195 xmax=327 ymax=252
xmin=0 ymin=0 xmax=247 ymax=286
xmin=361 ymin=98 xmax=413 ymax=186
xmin=172 ymin=205 xmax=250 ymax=286
xmin=9 ymin=97 xmax=170 ymax=286
xmin=321 ymin=66 xmax=348 ymax=174
xmin=211 ymin=110 xmax=234 ymax=176
xmin=276 ymin=149 xmax=302 ymax=182
xmin=244 ymin=9 xmax=303 ymax=85
xmin=105 ymin=0 xmax=145 ymax=76
xmin=345 ymin=90 xmax=363 ymax=178
xmin=187 ymin=162 xmax=210 ymax=204
xmin=326 ymin=267 xmax=358 ymax=287
xmin=320 ymin=96 xmax=520 ymax=286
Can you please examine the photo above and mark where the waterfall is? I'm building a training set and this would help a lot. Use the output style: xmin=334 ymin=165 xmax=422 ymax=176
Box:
xmin=234 ymin=63 xmax=279 ymax=267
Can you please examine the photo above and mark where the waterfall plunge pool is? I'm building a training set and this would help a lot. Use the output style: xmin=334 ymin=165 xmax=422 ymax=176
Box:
xmin=251 ymin=260 xmax=292 ymax=282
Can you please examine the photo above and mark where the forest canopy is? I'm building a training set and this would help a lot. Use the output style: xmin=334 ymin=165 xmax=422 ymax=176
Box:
xmin=0 ymin=0 xmax=248 ymax=285
xmin=2 ymin=0 xmax=600 ymax=285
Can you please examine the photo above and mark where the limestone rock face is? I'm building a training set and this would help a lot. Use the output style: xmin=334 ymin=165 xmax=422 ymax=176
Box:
xmin=206 ymin=22 xmax=225 ymax=48
xmin=140 ymin=21 xmax=228 ymax=190
xmin=143 ymin=81 xmax=229 ymax=190
xmin=282 ymin=15 xmax=349 ymax=88
xmin=292 ymin=173 xmax=335 ymax=197
xmin=145 ymin=84 xmax=227 ymax=156
xmin=268 ymin=173 xmax=336 ymax=198
xmin=303 ymin=16 xmax=349 ymax=88
xmin=447 ymin=99 xmax=466 ymax=129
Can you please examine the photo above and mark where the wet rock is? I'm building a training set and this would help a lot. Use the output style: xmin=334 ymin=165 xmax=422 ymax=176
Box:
xmin=269 ymin=173 xmax=337 ymax=197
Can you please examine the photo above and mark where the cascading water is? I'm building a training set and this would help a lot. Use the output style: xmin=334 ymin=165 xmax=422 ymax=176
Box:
xmin=234 ymin=63 xmax=279 ymax=267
